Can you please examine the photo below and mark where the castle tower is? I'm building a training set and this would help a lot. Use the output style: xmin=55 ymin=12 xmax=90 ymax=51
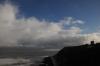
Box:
xmin=91 ymin=41 xmax=95 ymax=45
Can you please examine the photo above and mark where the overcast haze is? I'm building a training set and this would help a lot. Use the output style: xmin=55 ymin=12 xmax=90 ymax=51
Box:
xmin=0 ymin=0 xmax=100 ymax=48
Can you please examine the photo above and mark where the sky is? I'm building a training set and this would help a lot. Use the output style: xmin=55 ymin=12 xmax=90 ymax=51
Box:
xmin=0 ymin=0 xmax=100 ymax=48
xmin=10 ymin=0 xmax=100 ymax=33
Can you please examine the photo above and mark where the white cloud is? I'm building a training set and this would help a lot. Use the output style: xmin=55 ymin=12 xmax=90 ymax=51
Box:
xmin=83 ymin=33 xmax=100 ymax=44
xmin=0 ymin=1 xmax=99 ymax=48
xmin=60 ymin=17 xmax=84 ymax=25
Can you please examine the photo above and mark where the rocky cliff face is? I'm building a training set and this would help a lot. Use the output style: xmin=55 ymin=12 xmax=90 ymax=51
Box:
xmin=40 ymin=42 xmax=100 ymax=66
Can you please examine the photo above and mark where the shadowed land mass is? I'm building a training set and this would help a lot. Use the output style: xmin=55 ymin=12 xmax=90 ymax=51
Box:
xmin=40 ymin=41 xmax=100 ymax=66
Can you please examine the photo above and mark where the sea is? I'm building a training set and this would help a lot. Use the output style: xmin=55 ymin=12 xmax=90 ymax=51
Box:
xmin=0 ymin=48 xmax=60 ymax=66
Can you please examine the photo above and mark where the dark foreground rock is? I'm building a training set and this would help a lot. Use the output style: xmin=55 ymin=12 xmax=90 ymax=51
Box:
xmin=39 ymin=41 xmax=100 ymax=66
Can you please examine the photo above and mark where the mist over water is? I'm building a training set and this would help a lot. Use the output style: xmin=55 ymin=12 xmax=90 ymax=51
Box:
xmin=0 ymin=58 xmax=30 ymax=66
xmin=0 ymin=47 xmax=59 ymax=66
xmin=0 ymin=53 xmax=46 ymax=66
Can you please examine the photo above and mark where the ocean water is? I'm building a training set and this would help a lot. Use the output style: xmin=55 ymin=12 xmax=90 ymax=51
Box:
xmin=0 ymin=48 xmax=59 ymax=66
xmin=0 ymin=56 xmax=46 ymax=66
xmin=0 ymin=58 xmax=32 ymax=66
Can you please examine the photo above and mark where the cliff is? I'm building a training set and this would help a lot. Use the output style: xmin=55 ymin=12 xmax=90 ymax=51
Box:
xmin=40 ymin=41 xmax=100 ymax=66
